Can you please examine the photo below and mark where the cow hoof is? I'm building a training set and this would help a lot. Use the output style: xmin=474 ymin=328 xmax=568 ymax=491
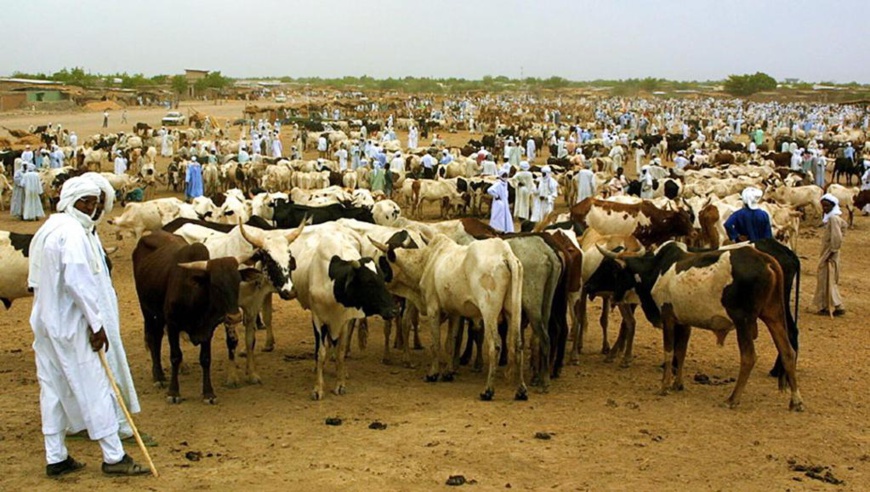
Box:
xmin=413 ymin=343 xmax=424 ymax=351
xmin=262 ymin=345 xmax=274 ymax=353
xmin=569 ymin=357 xmax=580 ymax=366
xmin=402 ymin=360 xmax=416 ymax=369
xmin=247 ymin=374 xmax=262 ymax=385
xmin=382 ymin=358 xmax=393 ymax=366
xmin=203 ymin=396 xmax=217 ymax=405
xmin=440 ymin=372 xmax=455 ymax=382
xmin=789 ymin=400 xmax=805 ymax=412
xmin=722 ymin=399 xmax=740 ymax=409
xmin=424 ymin=374 xmax=439 ymax=383
xmin=472 ymin=364 xmax=483 ymax=373
xmin=672 ymin=383 xmax=684 ymax=392
xmin=619 ymin=359 xmax=633 ymax=369
xmin=333 ymin=385 xmax=346 ymax=396
xmin=166 ymin=395 xmax=182 ymax=404
xmin=657 ymin=389 xmax=670 ymax=397
xmin=479 ymin=389 xmax=494 ymax=401
xmin=311 ymin=390 xmax=323 ymax=401
xmin=458 ymin=356 xmax=471 ymax=366
xmin=515 ymin=387 xmax=529 ymax=401
xmin=601 ymin=346 xmax=611 ymax=355
xmin=153 ymin=380 xmax=166 ymax=389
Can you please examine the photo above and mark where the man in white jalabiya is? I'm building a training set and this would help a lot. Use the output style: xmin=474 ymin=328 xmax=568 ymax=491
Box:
xmin=574 ymin=161 xmax=597 ymax=203
xmin=407 ymin=125 xmax=418 ymax=149
xmin=513 ymin=161 xmax=535 ymax=220
xmin=487 ymin=168 xmax=514 ymax=232
xmin=28 ymin=177 xmax=149 ymax=478
xmin=22 ymin=163 xmax=45 ymax=221
xmin=531 ymin=165 xmax=559 ymax=222
xmin=640 ymin=165 xmax=655 ymax=199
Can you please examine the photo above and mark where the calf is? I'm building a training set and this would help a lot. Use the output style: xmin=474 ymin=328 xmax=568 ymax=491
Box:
xmin=570 ymin=197 xmax=696 ymax=247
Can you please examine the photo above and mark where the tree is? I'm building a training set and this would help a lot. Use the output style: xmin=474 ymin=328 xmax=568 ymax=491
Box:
xmin=724 ymin=72 xmax=777 ymax=96
xmin=171 ymin=75 xmax=188 ymax=95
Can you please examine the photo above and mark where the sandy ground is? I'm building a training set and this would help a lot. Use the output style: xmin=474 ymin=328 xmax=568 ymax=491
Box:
xmin=0 ymin=103 xmax=869 ymax=490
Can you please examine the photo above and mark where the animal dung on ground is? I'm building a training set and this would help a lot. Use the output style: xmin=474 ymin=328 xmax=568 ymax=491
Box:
xmin=325 ymin=417 xmax=343 ymax=426
xmin=185 ymin=451 xmax=203 ymax=461
xmin=534 ymin=432 xmax=552 ymax=440
xmin=446 ymin=475 xmax=467 ymax=486
xmin=368 ymin=421 xmax=387 ymax=430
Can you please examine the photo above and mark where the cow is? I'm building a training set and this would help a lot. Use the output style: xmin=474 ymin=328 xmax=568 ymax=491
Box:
xmin=107 ymin=197 xmax=199 ymax=243
xmin=832 ymin=157 xmax=861 ymax=185
xmin=597 ymin=241 xmax=804 ymax=411
xmin=288 ymin=224 xmax=398 ymax=399
xmin=370 ymin=234 xmax=527 ymax=401
xmin=570 ymin=197 xmax=696 ymax=248
xmin=0 ymin=231 xmax=34 ymax=309
xmin=272 ymin=198 xmax=374 ymax=228
xmin=132 ymin=231 xmax=252 ymax=404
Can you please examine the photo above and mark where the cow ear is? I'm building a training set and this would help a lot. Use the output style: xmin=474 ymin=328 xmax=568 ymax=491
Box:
xmin=378 ymin=256 xmax=393 ymax=283
xmin=239 ymin=267 xmax=262 ymax=283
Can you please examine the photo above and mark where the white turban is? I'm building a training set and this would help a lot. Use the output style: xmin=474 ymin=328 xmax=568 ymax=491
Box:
xmin=519 ymin=161 xmax=530 ymax=170
xmin=740 ymin=187 xmax=763 ymax=210
xmin=57 ymin=176 xmax=101 ymax=212
xmin=821 ymin=193 xmax=842 ymax=223
xmin=541 ymin=165 xmax=552 ymax=174
xmin=81 ymin=172 xmax=115 ymax=215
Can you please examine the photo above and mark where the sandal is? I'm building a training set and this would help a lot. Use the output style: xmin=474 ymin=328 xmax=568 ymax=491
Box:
xmin=102 ymin=454 xmax=149 ymax=476
xmin=122 ymin=433 xmax=158 ymax=447
xmin=47 ymin=456 xmax=86 ymax=478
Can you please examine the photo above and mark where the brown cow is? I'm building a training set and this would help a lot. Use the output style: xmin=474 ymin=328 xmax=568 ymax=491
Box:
xmin=570 ymin=198 xmax=696 ymax=248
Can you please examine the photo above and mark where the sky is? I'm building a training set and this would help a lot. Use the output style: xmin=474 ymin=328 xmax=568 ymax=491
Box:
xmin=5 ymin=0 xmax=870 ymax=83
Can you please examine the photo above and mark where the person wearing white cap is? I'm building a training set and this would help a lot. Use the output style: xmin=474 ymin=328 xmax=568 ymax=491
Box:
xmin=113 ymin=150 xmax=127 ymax=176
xmin=574 ymin=160 xmax=597 ymax=203
xmin=812 ymin=193 xmax=847 ymax=316
xmin=813 ymin=150 xmax=826 ymax=188
xmin=526 ymin=137 xmax=536 ymax=163
xmin=513 ymin=161 xmax=534 ymax=220
xmin=639 ymin=165 xmax=654 ymax=199
xmin=271 ymin=133 xmax=283 ymax=158
xmin=11 ymin=160 xmax=26 ymax=218
xmin=389 ymin=151 xmax=405 ymax=174
xmin=335 ymin=144 xmax=348 ymax=171
xmin=608 ymin=143 xmax=624 ymax=175
xmin=28 ymin=177 xmax=149 ymax=477
xmin=530 ymin=165 xmax=558 ymax=222
xmin=185 ymin=156 xmax=203 ymax=200
xmin=674 ymin=149 xmax=690 ymax=171
xmin=408 ymin=125 xmax=418 ymax=150
xmin=22 ymin=145 xmax=35 ymax=166
xmin=724 ymin=187 xmax=772 ymax=243
xmin=487 ymin=168 xmax=514 ymax=233
xmin=480 ymin=153 xmax=498 ymax=177
xmin=861 ymin=161 xmax=870 ymax=214
xmin=508 ymin=139 xmax=522 ymax=167
xmin=22 ymin=163 xmax=45 ymax=221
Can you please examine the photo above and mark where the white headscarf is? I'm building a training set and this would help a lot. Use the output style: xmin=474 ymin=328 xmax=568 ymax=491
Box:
xmin=519 ymin=161 xmax=530 ymax=170
xmin=29 ymin=177 xmax=103 ymax=288
xmin=57 ymin=176 xmax=101 ymax=213
xmin=541 ymin=165 xmax=552 ymax=174
xmin=740 ymin=187 xmax=763 ymax=210
xmin=81 ymin=172 xmax=115 ymax=216
xmin=821 ymin=193 xmax=842 ymax=224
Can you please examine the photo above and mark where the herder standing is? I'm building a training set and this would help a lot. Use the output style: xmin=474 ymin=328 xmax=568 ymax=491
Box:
xmin=487 ymin=168 xmax=514 ymax=232
xmin=812 ymin=194 xmax=847 ymax=316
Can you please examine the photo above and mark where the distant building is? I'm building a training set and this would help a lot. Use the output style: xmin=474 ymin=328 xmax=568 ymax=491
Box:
xmin=0 ymin=78 xmax=71 ymax=109
xmin=784 ymin=78 xmax=800 ymax=85
xmin=184 ymin=69 xmax=209 ymax=97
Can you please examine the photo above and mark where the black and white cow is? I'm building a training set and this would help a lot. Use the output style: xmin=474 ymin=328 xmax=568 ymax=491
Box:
xmin=598 ymin=241 xmax=804 ymax=411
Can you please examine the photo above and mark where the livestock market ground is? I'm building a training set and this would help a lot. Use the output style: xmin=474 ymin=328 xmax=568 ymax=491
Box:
xmin=0 ymin=102 xmax=868 ymax=491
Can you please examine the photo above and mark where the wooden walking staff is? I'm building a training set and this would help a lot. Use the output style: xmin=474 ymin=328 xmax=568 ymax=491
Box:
xmin=98 ymin=349 xmax=159 ymax=477
xmin=827 ymin=258 xmax=836 ymax=319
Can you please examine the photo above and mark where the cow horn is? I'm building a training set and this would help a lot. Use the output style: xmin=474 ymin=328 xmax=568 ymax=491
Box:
xmin=235 ymin=252 xmax=254 ymax=265
xmin=284 ymin=216 xmax=309 ymax=243
xmin=595 ymin=244 xmax=620 ymax=260
xmin=238 ymin=219 xmax=264 ymax=249
xmin=368 ymin=236 xmax=389 ymax=252
xmin=178 ymin=260 xmax=209 ymax=271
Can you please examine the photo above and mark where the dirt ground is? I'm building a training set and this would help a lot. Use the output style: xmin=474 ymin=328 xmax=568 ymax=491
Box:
xmin=0 ymin=103 xmax=868 ymax=491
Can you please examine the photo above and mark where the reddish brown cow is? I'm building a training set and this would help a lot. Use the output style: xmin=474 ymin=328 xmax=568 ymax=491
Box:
xmin=570 ymin=198 xmax=696 ymax=248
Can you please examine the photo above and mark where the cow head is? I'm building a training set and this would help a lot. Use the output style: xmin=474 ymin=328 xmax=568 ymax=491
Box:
xmin=178 ymin=256 xmax=245 ymax=330
xmin=328 ymin=256 xmax=397 ymax=319
xmin=239 ymin=219 xmax=306 ymax=300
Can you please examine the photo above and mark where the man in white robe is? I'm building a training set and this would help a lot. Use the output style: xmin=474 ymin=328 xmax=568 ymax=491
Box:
xmin=574 ymin=162 xmax=597 ymax=203
xmin=480 ymin=154 xmax=498 ymax=176
xmin=513 ymin=161 xmax=535 ymax=220
xmin=487 ymin=169 xmax=514 ymax=232
xmin=22 ymin=163 xmax=45 ymax=221
xmin=271 ymin=134 xmax=283 ymax=158
xmin=113 ymin=151 xmax=127 ymax=175
xmin=29 ymin=177 xmax=148 ymax=477
xmin=408 ymin=126 xmax=418 ymax=149
xmin=159 ymin=127 xmax=172 ymax=157
xmin=531 ymin=165 xmax=559 ymax=222
xmin=11 ymin=162 xmax=25 ymax=218
xmin=526 ymin=137 xmax=536 ymax=163
xmin=640 ymin=165 xmax=655 ymax=199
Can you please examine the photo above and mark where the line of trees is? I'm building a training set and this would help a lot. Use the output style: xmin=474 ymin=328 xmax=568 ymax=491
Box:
xmin=8 ymin=68 xmax=870 ymax=97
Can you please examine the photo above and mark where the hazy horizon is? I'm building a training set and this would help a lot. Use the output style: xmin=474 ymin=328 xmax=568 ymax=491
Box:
xmin=6 ymin=0 xmax=870 ymax=83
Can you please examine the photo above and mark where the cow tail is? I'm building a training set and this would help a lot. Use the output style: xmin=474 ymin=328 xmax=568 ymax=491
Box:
xmin=507 ymin=253 xmax=524 ymax=387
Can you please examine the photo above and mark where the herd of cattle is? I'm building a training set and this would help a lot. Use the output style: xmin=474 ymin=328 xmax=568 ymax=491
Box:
xmin=6 ymin=99 xmax=870 ymax=413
